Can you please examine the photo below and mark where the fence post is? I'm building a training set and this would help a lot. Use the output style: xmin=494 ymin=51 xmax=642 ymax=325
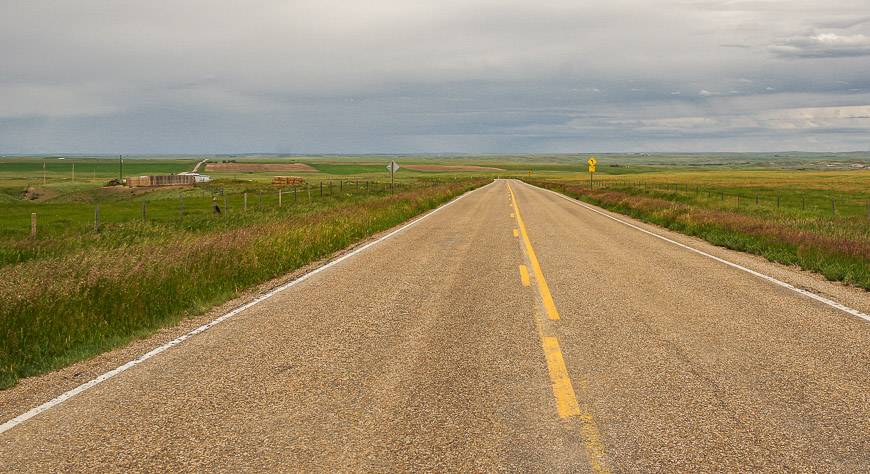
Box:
xmin=307 ymin=184 xmax=311 ymax=201
xmin=179 ymin=194 xmax=184 ymax=220
xmin=832 ymin=199 xmax=836 ymax=215
xmin=279 ymin=189 xmax=283 ymax=206
xmin=142 ymin=201 xmax=147 ymax=221
xmin=224 ymin=192 xmax=228 ymax=214
xmin=801 ymin=197 xmax=806 ymax=211
xmin=755 ymin=195 xmax=759 ymax=205
xmin=95 ymin=205 xmax=100 ymax=232
xmin=320 ymin=181 xmax=323 ymax=197
xmin=31 ymin=212 xmax=37 ymax=237
xmin=244 ymin=192 xmax=248 ymax=212
xmin=776 ymin=195 xmax=780 ymax=208
xmin=340 ymin=180 xmax=343 ymax=192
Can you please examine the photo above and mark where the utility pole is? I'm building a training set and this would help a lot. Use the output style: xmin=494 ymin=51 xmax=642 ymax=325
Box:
xmin=119 ymin=155 xmax=123 ymax=182
xmin=42 ymin=160 xmax=46 ymax=185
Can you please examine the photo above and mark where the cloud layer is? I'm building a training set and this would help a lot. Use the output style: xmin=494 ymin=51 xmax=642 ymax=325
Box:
xmin=1 ymin=0 xmax=869 ymax=153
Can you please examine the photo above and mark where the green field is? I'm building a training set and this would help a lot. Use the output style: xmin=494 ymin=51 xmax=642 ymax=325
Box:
xmin=1 ymin=152 xmax=868 ymax=389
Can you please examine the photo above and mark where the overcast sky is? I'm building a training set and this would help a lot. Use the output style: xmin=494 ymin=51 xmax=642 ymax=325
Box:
xmin=2 ymin=0 xmax=870 ymax=153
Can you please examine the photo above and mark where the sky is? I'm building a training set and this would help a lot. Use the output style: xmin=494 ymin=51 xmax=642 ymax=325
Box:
xmin=1 ymin=0 xmax=870 ymax=154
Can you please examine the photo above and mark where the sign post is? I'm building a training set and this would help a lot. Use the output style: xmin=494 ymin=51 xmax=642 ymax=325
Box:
xmin=386 ymin=161 xmax=400 ymax=194
xmin=587 ymin=157 xmax=597 ymax=189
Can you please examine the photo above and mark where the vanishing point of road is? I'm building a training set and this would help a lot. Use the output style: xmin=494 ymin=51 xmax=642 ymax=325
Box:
xmin=2 ymin=180 xmax=868 ymax=471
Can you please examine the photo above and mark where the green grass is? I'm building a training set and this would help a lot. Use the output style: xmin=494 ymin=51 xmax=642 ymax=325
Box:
xmin=0 ymin=178 xmax=486 ymax=388
xmin=553 ymin=170 xmax=870 ymax=219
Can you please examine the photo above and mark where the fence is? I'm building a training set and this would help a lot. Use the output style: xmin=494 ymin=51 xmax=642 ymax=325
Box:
xmin=533 ymin=178 xmax=870 ymax=220
xmin=12 ymin=179 xmax=425 ymax=238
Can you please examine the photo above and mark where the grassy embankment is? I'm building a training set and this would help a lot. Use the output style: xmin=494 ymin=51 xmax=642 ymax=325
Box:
xmin=525 ymin=170 xmax=870 ymax=290
xmin=0 ymin=178 xmax=486 ymax=388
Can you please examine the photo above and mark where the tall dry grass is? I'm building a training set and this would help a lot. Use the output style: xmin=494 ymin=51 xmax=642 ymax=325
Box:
xmin=528 ymin=180 xmax=870 ymax=291
xmin=0 ymin=180 xmax=485 ymax=388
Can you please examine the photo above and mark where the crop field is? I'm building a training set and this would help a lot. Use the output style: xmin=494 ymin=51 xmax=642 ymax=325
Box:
xmin=1 ymin=152 xmax=868 ymax=389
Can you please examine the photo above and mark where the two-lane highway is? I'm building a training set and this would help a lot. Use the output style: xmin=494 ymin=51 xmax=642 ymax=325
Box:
xmin=1 ymin=179 xmax=868 ymax=471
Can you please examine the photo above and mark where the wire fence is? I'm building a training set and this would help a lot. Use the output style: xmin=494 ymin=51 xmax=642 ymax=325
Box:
xmin=9 ymin=179 xmax=423 ymax=238
xmin=567 ymin=178 xmax=870 ymax=220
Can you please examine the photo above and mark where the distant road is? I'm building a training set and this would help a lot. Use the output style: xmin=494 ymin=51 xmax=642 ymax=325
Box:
xmin=1 ymin=180 xmax=868 ymax=471
xmin=191 ymin=158 xmax=208 ymax=173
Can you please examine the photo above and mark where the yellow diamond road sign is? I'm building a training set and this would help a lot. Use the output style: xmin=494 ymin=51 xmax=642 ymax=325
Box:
xmin=587 ymin=156 xmax=597 ymax=173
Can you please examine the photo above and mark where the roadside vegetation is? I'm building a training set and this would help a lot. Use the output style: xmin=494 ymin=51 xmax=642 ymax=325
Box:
xmin=525 ymin=171 xmax=870 ymax=291
xmin=0 ymin=177 xmax=486 ymax=388
xmin=2 ymin=154 xmax=869 ymax=389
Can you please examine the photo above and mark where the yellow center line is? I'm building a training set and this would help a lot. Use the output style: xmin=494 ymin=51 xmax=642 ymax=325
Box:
xmin=541 ymin=337 xmax=581 ymax=418
xmin=509 ymin=181 xmax=610 ymax=473
xmin=518 ymin=265 xmax=531 ymax=286
xmin=508 ymin=183 xmax=560 ymax=321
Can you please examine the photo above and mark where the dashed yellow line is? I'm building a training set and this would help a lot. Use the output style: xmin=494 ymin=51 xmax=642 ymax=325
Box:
xmin=508 ymin=183 xmax=560 ymax=321
xmin=518 ymin=265 xmax=531 ymax=286
xmin=509 ymin=181 xmax=610 ymax=473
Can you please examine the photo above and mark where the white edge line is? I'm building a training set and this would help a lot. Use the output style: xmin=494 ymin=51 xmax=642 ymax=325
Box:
xmin=520 ymin=180 xmax=870 ymax=323
xmin=0 ymin=181 xmax=495 ymax=436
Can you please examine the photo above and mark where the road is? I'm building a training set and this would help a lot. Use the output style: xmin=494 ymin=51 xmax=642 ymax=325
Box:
xmin=191 ymin=158 xmax=208 ymax=173
xmin=1 ymin=179 xmax=868 ymax=471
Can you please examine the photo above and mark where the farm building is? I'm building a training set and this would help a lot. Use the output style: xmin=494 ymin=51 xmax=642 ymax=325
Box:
xmin=178 ymin=172 xmax=212 ymax=183
xmin=126 ymin=173 xmax=209 ymax=187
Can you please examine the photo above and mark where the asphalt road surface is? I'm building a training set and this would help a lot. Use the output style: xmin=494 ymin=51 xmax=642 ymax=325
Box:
xmin=2 ymin=180 xmax=868 ymax=472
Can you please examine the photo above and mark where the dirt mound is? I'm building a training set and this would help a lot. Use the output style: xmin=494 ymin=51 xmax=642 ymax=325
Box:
xmin=402 ymin=164 xmax=504 ymax=172
xmin=206 ymin=163 xmax=317 ymax=173
xmin=21 ymin=186 xmax=59 ymax=202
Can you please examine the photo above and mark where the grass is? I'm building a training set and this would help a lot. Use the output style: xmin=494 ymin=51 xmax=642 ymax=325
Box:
xmin=525 ymin=175 xmax=870 ymax=291
xmin=0 ymin=178 xmax=486 ymax=388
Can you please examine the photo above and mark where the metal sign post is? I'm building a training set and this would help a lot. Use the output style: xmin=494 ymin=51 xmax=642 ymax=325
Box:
xmin=386 ymin=161 xmax=400 ymax=194
xmin=587 ymin=157 xmax=597 ymax=189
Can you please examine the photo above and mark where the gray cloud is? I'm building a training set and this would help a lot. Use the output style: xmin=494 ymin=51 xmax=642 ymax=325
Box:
xmin=0 ymin=0 xmax=869 ymax=153
xmin=770 ymin=33 xmax=870 ymax=58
